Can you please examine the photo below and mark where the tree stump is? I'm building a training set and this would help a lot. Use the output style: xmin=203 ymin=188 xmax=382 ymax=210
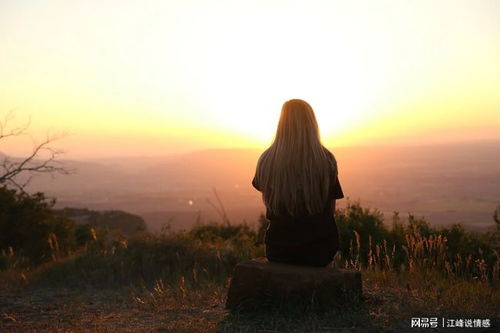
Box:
xmin=226 ymin=257 xmax=362 ymax=311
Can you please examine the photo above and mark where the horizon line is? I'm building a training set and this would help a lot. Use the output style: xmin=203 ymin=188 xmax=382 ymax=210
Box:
xmin=22 ymin=137 xmax=497 ymax=162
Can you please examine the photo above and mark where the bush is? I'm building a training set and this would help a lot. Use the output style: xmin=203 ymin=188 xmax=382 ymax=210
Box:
xmin=0 ymin=186 xmax=76 ymax=266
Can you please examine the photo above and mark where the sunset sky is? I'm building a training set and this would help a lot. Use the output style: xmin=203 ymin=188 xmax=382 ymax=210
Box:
xmin=1 ymin=0 xmax=499 ymax=159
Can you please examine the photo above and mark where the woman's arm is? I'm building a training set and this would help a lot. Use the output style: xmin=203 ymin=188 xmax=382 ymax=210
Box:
xmin=252 ymin=176 xmax=261 ymax=191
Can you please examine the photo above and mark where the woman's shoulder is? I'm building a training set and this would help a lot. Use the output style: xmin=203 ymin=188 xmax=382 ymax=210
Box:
xmin=257 ymin=147 xmax=271 ymax=161
xmin=322 ymin=147 xmax=337 ymax=166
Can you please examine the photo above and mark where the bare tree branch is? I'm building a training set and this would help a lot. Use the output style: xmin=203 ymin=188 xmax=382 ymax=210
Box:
xmin=0 ymin=113 xmax=74 ymax=192
xmin=206 ymin=187 xmax=231 ymax=225
xmin=0 ymin=110 xmax=31 ymax=141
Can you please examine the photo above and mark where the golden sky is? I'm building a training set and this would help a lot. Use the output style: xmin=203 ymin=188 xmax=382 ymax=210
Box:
xmin=1 ymin=0 xmax=499 ymax=158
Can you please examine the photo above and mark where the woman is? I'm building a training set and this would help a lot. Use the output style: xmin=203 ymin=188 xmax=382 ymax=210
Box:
xmin=252 ymin=99 xmax=344 ymax=267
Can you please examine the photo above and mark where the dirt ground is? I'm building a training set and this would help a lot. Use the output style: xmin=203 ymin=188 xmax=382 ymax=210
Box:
xmin=0 ymin=287 xmax=224 ymax=333
xmin=1 ymin=286 xmax=495 ymax=333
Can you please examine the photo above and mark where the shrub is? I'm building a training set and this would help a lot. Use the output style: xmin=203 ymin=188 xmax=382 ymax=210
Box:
xmin=0 ymin=186 xmax=76 ymax=266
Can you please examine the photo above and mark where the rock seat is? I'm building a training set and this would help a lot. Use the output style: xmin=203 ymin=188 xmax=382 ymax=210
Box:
xmin=226 ymin=257 xmax=362 ymax=311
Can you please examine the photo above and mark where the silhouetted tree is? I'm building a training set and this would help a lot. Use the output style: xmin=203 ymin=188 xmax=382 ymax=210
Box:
xmin=0 ymin=186 xmax=76 ymax=265
xmin=0 ymin=111 xmax=72 ymax=191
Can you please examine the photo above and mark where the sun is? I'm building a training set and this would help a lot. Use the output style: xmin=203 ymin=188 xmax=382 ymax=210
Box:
xmin=186 ymin=11 xmax=383 ymax=145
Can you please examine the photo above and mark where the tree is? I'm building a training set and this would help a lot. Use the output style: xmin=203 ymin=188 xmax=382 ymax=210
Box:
xmin=0 ymin=186 xmax=76 ymax=265
xmin=0 ymin=111 xmax=72 ymax=191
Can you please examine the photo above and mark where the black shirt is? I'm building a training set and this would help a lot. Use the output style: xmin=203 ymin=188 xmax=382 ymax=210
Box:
xmin=251 ymin=173 xmax=344 ymax=220
xmin=252 ymin=159 xmax=344 ymax=266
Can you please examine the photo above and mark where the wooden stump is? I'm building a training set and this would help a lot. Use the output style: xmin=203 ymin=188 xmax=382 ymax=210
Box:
xmin=226 ymin=257 xmax=362 ymax=311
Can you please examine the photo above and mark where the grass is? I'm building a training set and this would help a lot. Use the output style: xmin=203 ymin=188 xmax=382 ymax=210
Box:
xmin=1 ymin=203 xmax=499 ymax=332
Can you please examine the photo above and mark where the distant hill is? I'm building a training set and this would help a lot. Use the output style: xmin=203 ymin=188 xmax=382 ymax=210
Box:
xmin=55 ymin=208 xmax=147 ymax=235
xmin=15 ymin=140 xmax=500 ymax=233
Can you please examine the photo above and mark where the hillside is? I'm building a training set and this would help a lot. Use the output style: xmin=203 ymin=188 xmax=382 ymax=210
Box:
xmin=1 ymin=203 xmax=498 ymax=332
xmin=16 ymin=140 xmax=500 ymax=233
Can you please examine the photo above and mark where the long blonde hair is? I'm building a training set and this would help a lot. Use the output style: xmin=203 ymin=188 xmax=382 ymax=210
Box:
xmin=254 ymin=99 xmax=337 ymax=217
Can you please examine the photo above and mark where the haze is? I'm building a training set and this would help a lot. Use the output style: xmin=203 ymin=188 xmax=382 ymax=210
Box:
xmin=19 ymin=141 xmax=500 ymax=233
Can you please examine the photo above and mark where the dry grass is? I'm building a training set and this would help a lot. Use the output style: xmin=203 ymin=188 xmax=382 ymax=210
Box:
xmin=341 ymin=226 xmax=499 ymax=283
xmin=1 ymin=204 xmax=499 ymax=332
xmin=4 ymin=268 xmax=496 ymax=332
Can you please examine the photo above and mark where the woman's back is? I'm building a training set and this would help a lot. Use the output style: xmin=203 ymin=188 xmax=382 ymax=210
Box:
xmin=252 ymin=99 xmax=344 ymax=267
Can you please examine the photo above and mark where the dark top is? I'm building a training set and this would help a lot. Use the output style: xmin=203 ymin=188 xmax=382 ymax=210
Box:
xmin=252 ymin=156 xmax=344 ymax=266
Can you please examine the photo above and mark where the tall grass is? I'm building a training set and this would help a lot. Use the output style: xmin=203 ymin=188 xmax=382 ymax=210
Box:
xmin=2 ymin=202 xmax=498 ymax=289
xmin=337 ymin=202 xmax=499 ymax=282
xmin=1 ymin=202 xmax=498 ymax=333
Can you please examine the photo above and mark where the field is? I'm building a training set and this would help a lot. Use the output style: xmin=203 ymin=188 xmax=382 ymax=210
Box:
xmin=23 ymin=141 xmax=500 ymax=233
xmin=1 ymin=203 xmax=498 ymax=332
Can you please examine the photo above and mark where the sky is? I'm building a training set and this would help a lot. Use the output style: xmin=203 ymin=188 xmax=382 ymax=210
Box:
xmin=1 ymin=0 xmax=499 ymax=159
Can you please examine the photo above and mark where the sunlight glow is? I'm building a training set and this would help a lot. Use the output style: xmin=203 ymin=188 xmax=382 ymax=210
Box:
xmin=1 ymin=0 xmax=499 ymax=157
